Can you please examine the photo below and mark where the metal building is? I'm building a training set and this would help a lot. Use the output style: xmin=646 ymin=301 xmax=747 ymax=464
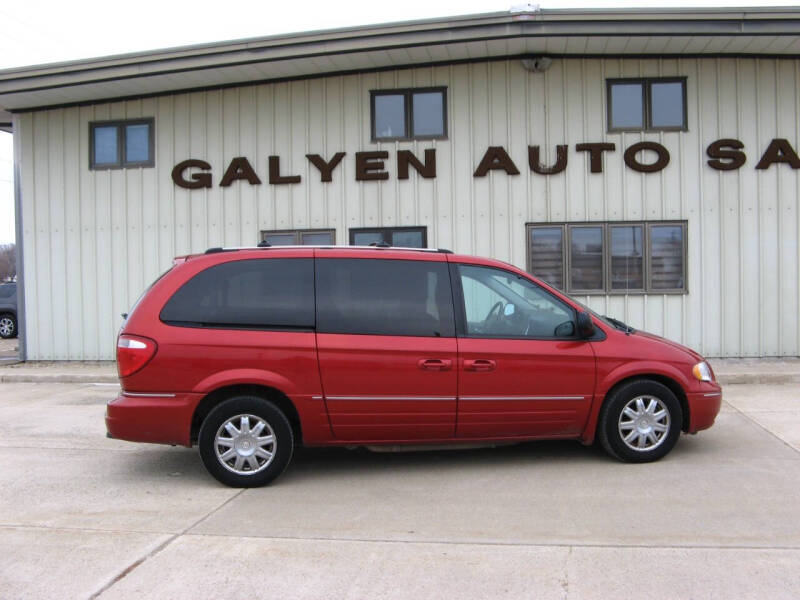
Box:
xmin=1 ymin=7 xmax=799 ymax=360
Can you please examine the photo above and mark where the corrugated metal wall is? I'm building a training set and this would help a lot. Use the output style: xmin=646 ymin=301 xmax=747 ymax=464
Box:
xmin=17 ymin=57 xmax=800 ymax=359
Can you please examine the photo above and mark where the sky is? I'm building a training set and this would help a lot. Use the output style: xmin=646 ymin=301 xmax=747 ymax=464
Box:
xmin=0 ymin=0 xmax=795 ymax=243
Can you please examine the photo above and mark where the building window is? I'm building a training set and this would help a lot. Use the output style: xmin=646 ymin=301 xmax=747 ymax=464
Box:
xmin=89 ymin=119 xmax=154 ymax=169
xmin=349 ymin=227 xmax=427 ymax=248
xmin=260 ymin=229 xmax=335 ymax=246
xmin=527 ymin=222 xmax=687 ymax=294
xmin=371 ymin=88 xmax=447 ymax=141
xmin=606 ymin=78 xmax=687 ymax=132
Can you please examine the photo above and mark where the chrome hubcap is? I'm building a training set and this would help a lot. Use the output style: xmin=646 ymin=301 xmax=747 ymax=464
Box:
xmin=0 ymin=317 xmax=13 ymax=337
xmin=214 ymin=414 xmax=276 ymax=475
xmin=618 ymin=395 xmax=671 ymax=452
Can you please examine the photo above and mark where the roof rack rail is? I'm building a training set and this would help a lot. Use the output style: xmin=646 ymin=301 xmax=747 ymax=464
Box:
xmin=202 ymin=245 xmax=456 ymax=254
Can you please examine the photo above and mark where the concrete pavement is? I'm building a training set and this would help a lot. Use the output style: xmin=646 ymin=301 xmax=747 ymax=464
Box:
xmin=0 ymin=337 xmax=18 ymax=364
xmin=0 ymin=380 xmax=798 ymax=598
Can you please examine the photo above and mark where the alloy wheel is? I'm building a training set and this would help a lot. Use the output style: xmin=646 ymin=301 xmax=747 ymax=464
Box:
xmin=214 ymin=414 xmax=276 ymax=475
xmin=617 ymin=395 xmax=671 ymax=452
xmin=0 ymin=316 xmax=14 ymax=338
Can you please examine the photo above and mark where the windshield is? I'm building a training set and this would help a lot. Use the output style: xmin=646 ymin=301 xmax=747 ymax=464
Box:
xmin=565 ymin=295 xmax=633 ymax=332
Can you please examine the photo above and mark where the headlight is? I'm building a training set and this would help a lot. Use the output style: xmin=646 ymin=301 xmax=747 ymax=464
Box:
xmin=692 ymin=361 xmax=713 ymax=382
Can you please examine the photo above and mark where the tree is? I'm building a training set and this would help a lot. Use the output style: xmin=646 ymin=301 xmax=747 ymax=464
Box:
xmin=0 ymin=244 xmax=16 ymax=282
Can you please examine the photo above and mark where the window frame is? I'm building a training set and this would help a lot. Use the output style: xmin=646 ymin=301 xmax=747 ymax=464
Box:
xmin=260 ymin=228 xmax=336 ymax=246
xmin=608 ymin=224 xmax=646 ymax=294
xmin=606 ymin=77 xmax=687 ymax=133
xmin=645 ymin=222 xmax=688 ymax=294
xmin=89 ymin=118 xmax=155 ymax=170
xmin=526 ymin=221 xmax=688 ymax=295
xmin=370 ymin=87 xmax=448 ymax=142
xmin=348 ymin=226 xmax=428 ymax=248
xmin=569 ymin=225 xmax=606 ymax=295
xmin=528 ymin=226 xmax=566 ymax=293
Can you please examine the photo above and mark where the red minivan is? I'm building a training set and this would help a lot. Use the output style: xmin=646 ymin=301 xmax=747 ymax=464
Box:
xmin=106 ymin=246 xmax=722 ymax=487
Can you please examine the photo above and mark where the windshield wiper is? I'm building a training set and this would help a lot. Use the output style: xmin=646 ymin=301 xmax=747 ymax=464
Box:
xmin=603 ymin=315 xmax=635 ymax=334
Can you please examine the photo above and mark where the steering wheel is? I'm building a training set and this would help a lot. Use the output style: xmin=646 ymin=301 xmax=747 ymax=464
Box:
xmin=483 ymin=301 xmax=504 ymax=328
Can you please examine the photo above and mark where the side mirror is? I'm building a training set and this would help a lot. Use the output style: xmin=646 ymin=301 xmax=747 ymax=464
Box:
xmin=577 ymin=311 xmax=595 ymax=338
xmin=554 ymin=321 xmax=575 ymax=337
xmin=503 ymin=303 xmax=515 ymax=316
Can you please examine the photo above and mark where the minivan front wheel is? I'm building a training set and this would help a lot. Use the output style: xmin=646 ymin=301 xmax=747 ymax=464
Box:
xmin=199 ymin=396 xmax=294 ymax=487
xmin=598 ymin=380 xmax=682 ymax=463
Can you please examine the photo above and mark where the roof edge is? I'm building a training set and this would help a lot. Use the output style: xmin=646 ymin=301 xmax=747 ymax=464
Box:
xmin=1 ymin=6 xmax=799 ymax=78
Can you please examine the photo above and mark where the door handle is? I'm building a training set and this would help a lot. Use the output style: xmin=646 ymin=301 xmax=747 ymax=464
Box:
xmin=464 ymin=359 xmax=496 ymax=372
xmin=418 ymin=358 xmax=452 ymax=371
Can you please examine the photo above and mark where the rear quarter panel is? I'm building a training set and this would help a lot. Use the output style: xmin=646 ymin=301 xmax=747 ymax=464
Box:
xmin=119 ymin=250 xmax=332 ymax=443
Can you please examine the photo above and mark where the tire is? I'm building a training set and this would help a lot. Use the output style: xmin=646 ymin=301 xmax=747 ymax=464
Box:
xmin=0 ymin=313 xmax=16 ymax=339
xmin=598 ymin=379 xmax=682 ymax=463
xmin=198 ymin=396 xmax=294 ymax=487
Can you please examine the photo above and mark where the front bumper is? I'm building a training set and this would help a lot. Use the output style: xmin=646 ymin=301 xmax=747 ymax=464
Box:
xmin=105 ymin=392 xmax=203 ymax=447
xmin=686 ymin=389 xmax=722 ymax=433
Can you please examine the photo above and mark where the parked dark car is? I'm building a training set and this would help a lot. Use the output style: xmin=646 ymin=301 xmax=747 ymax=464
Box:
xmin=0 ymin=282 xmax=17 ymax=339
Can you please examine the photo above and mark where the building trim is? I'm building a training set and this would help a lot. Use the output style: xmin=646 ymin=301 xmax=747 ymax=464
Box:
xmin=2 ymin=7 xmax=800 ymax=115
xmin=5 ymin=33 xmax=800 ymax=100
xmin=1 ymin=8 xmax=799 ymax=80
xmin=12 ymin=113 xmax=25 ymax=361
xmin=8 ymin=51 xmax=800 ymax=115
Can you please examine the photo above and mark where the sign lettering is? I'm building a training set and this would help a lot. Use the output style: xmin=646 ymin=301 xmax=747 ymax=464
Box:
xmin=171 ymin=139 xmax=800 ymax=188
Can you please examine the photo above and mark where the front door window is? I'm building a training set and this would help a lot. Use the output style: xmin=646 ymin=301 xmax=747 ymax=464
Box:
xmin=459 ymin=264 xmax=575 ymax=339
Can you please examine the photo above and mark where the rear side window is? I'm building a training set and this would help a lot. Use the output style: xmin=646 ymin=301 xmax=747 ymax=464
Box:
xmin=125 ymin=268 xmax=172 ymax=322
xmin=316 ymin=258 xmax=455 ymax=337
xmin=0 ymin=285 xmax=15 ymax=298
xmin=161 ymin=259 xmax=314 ymax=329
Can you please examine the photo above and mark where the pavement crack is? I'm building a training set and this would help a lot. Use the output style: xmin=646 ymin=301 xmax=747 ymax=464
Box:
xmin=88 ymin=488 xmax=246 ymax=599
xmin=560 ymin=546 xmax=572 ymax=599
xmin=175 ymin=531 xmax=800 ymax=552
xmin=0 ymin=523 xmax=164 ymax=535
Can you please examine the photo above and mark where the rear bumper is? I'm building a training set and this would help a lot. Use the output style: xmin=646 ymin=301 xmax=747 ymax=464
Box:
xmin=687 ymin=389 xmax=723 ymax=433
xmin=105 ymin=392 xmax=203 ymax=447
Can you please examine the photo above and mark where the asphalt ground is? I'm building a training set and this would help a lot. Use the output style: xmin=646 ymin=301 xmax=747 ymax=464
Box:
xmin=0 ymin=380 xmax=798 ymax=599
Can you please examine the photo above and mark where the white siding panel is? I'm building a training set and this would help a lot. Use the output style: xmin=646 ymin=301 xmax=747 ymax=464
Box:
xmin=62 ymin=107 xmax=82 ymax=359
xmin=18 ymin=57 xmax=800 ymax=359
xmin=78 ymin=105 xmax=99 ymax=358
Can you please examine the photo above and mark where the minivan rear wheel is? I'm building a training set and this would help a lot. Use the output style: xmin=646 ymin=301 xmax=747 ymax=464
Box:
xmin=598 ymin=379 xmax=682 ymax=463
xmin=199 ymin=396 xmax=294 ymax=487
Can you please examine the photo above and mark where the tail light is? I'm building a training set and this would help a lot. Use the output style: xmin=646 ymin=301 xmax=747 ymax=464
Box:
xmin=117 ymin=335 xmax=157 ymax=378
